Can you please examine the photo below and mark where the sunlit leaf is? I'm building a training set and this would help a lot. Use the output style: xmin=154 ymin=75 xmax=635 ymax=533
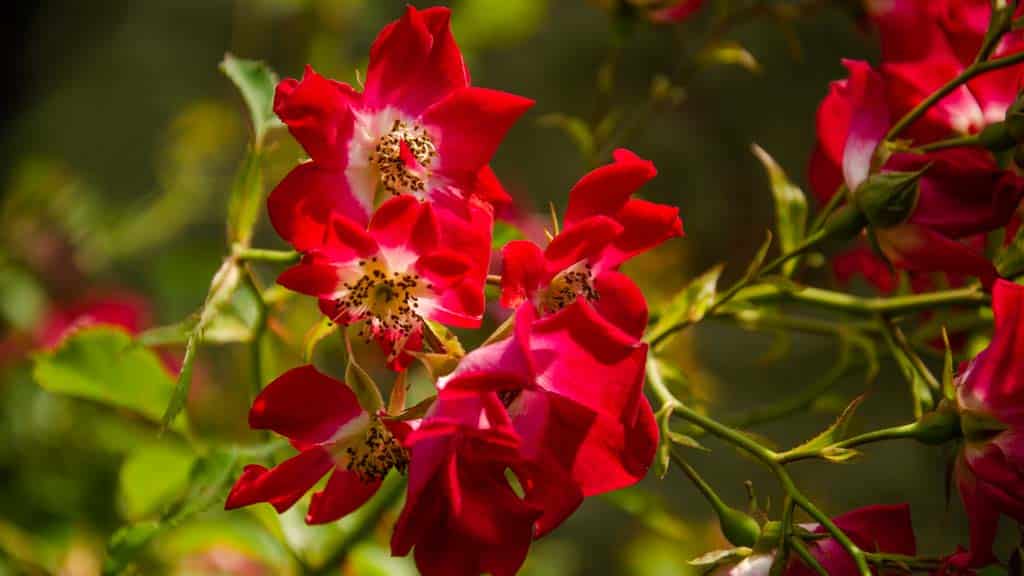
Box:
xmin=538 ymin=113 xmax=595 ymax=160
xmin=219 ymin=54 xmax=281 ymax=147
xmin=646 ymin=265 xmax=723 ymax=349
xmin=119 ymin=443 xmax=196 ymax=521
xmin=0 ymin=256 xmax=46 ymax=331
xmin=698 ymin=42 xmax=761 ymax=74
xmin=32 ymin=327 xmax=183 ymax=427
xmin=345 ymin=331 xmax=385 ymax=413
xmin=996 ymin=223 xmax=1024 ymax=278
xmin=784 ymin=395 xmax=864 ymax=456
xmin=751 ymin=144 xmax=807 ymax=276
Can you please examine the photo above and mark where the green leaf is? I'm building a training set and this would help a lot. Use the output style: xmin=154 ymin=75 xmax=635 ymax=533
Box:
xmin=226 ymin=150 xmax=264 ymax=246
xmin=698 ymin=42 xmax=762 ymax=74
xmin=219 ymin=54 xmax=281 ymax=147
xmin=32 ymin=327 xmax=183 ymax=426
xmin=786 ymin=395 xmax=865 ymax=455
xmin=751 ymin=145 xmax=807 ymax=276
xmin=303 ymin=316 xmax=339 ymax=363
xmin=0 ymin=256 xmax=46 ymax=331
xmin=119 ymin=443 xmax=196 ymax=521
xmin=996 ymin=223 xmax=1024 ymax=278
xmin=492 ymin=220 xmax=525 ymax=252
xmin=688 ymin=547 xmax=752 ymax=568
xmin=203 ymin=272 xmax=265 ymax=344
xmin=646 ymin=265 xmax=723 ymax=350
xmin=537 ymin=113 xmax=594 ymax=160
xmin=104 ymin=446 xmax=243 ymax=575
xmin=345 ymin=332 xmax=385 ymax=413
xmin=135 ymin=320 xmax=194 ymax=347
xmin=743 ymin=230 xmax=774 ymax=282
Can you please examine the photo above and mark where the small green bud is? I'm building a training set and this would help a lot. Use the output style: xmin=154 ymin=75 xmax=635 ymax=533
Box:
xmin=911 ymin=405 xmax=962 ymax=445
xmin=853 ymin=167 xmax=927 ymax=229
xmin=719 ymin=506 xmax=761 ymax=548
xmin=820 ymin=204 xmax=867 ymax=241
xmin=978 ymin=121 xmax=1016 ymax=152
xmin=1007 ymin=93 xmax=1024 ymax=144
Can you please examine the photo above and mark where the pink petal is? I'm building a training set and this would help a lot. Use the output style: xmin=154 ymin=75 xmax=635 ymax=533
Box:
xmin=274 ymin=66 xmax=359 ymax=169
xmin=422 ymin=87 xmax=534 ymax=176
xmin=248 ymin=365 xmax=365 ymax=447
xmin=225 ymin=448 xmax=333 ymax=513
xmin=395 ymin=7 xmax=471 ymax=115
xmin=956 ymin=453 xmax=1001 ymax=567
xmin=528 ymin=300 xmax=648 ymax=422
xmin=468 ymin=165 xmax=513 ymax=207
xmin=840 ymin=61 xmax=889 ymax=190
xmin=960 ymin=280 xmax=1024 ymax=410
xmin=649 ymin=0 xmax=705 ymax=22
xmin=306 ymin=469 xmax=382 ymax=524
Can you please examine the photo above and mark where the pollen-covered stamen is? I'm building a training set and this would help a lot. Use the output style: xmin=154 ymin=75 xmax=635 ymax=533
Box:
xmin=341 ymin=418 xmax=409 ymax=482
xmin=539 ymin=261 xmax=599 ymax=314
xmin=330 ymin=257 xmax=433 ymax=340
xmin=369 ymin=119 xmax=437 ymax=196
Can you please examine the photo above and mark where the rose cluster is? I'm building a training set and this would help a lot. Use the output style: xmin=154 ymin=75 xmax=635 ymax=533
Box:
xmin=807 ymin=0 xmax=1024 ymax=572
xmin=222 ymin=6 xmax=681 ymax=575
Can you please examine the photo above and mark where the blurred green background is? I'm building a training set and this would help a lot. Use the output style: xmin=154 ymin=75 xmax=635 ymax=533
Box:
xmin=0 ymin=0 xmax=999 ymax=574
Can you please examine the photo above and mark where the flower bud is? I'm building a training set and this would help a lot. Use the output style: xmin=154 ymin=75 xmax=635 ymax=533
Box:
xmin=911 ymin=403 xmax=962 ymax=445
xmin=820 ymin=204 xmax=867 ymax=242
xmin=718 ymin=506 xmax=761 ymax=548
xmin=1006 ymin=92 xmax=1024 ymax=144
xmin=978 ymin=121 xmax=1015 ymax=152
xmin=853 ymin=167 xmax=927 ymax=229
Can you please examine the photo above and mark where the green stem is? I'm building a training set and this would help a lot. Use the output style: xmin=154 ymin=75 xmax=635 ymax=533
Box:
xmin=885 ymin=50 xmax=1024 ymax=141
xmin=306 ymin=476 xmax=406 ymax=576
xmin=789 ymin=535 xmax=829 ymax=576
xmin=232 ymin=246 xmax=300 ymax=264
xmin=736 ymin=284 xmax=988 ymax=315
xmin=778 ymin=422 xmax=920 ymax=464
xmin=915 ymin=133 xmax=982 ymax=152
xmin=864 ymin=552 xmax=943 ymax=572
xmin=808 ymin=185 xmax=846 ymax=235
xmin=775 ymin=467 xmax=871 ymax=576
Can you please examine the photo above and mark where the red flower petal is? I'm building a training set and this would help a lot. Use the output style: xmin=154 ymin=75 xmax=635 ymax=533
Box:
xmin=277 ymin=261 xmax=342 ymax=298
xmin=306 ymin=468 xmax=382 ymax=524
xmin=875 ymin=224 xmax=997 ymax=287
xmin=422 ymin=87 xmax=534 ymax=176
xmin=364 ymin=6 xmax=433 ymax=111
xmin=592 ymin=271 xmax=649 ymax=340
xmin=500 ymin=240 xmax=546 ymax=309
xmin=468 ymin=165 xmax=513 ymax=206
xmin=597 ymin=198 xmax=683 ymax=270
xmin=416 ymin=251 xmax=474 ymax=290
xmin=369 ymin=195 xmax=437 ymax=252
xmin=267 ymin=163 xmax=369 ymax=252
xmin=543 ymin=215 xmax=622 ymax=273
xmin=248 ymin=365 xmax=365 ymax=447
xmin=529 ymin=300 xmax=648 ymax=425
xmin=225 ymin=448 xmax=333 ymax=513
xmin=564 ymin=148 xmax=657 ymax=227
xmin=274 ymin=66 xmax=359 ymax=169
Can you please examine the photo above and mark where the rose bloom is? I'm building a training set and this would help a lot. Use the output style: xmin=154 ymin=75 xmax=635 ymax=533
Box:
xmin=952 ymin=279 xmax=1024 ymax=568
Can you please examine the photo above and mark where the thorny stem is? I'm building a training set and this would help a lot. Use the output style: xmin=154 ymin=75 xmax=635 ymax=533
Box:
xmin=232 ymin=246 xmax=301 ymax=264
xmin=885 ymin=50 xmax=1024 ymax=141
xmin=306 ymin=476 xmax=406 ymax=576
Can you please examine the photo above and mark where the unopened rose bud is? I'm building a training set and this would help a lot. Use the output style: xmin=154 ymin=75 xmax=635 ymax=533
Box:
xmin=911 ymin=403 xmax=962 ymax=445
xmin=719 ymin=506 xmax=761 ymax=548
xmin=853 ymin=167 xmax=927 ymax=229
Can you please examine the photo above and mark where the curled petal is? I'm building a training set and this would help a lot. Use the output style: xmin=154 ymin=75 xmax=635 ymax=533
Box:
xmin=544 ymin=215 xmax=622 ymax=274
xmin=249 ymin=365 xmax=365 ymax=446
xmin=364 ymin=6 xmax=433 ymax=111
xmin=306 ymin=469 xmax=382 ymax=524
xmin=597 ymin=198 xmax=683 ymax=270
xmin=274 ymin=66 xmax=359 ymax=168
xmin=840 ymin=60 xmax=889 ymax=190
xmin=423 ymin=87 xmax=534 ymax=176
xmin=500 ymin=240 xmax=546 ymax=309
xmin=277 ymin=261 xmax=343 ymax=298
xmin=592 ymin=271 xmax=649 ymax=340
xmin=267 ymin=163 xmax=369 ymax=251
xmin=564 ymin=148 xmax=658 ymax=226
xmin=225 ymin=448 xmax=333 ymax=513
